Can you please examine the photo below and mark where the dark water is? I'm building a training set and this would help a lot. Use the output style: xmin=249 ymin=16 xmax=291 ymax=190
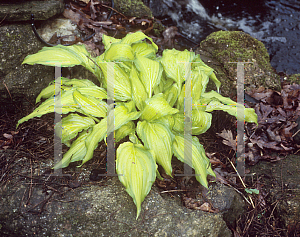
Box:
xmin=146 ymin=0 xmax=300 ymax=74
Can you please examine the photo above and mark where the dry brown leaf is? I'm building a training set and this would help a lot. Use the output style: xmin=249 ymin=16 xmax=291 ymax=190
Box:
xmin=217 ymin=129 xmax=237 ymax=151
xmin=3 ymin=133 xmax=13 ymax=139
xmin=213 ymin=169 xmax=229 ymax=185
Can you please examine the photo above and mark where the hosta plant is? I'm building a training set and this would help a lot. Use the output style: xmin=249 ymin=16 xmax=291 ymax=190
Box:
xmin=18 ymin=31 xmax=257 ymax=219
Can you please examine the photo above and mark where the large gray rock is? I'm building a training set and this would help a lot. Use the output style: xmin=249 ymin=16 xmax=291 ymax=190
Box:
xmin=250 ymin=155 xmax=300 ymax=235
xmin=0 ymin=24 xmax=53 ymax=106
xmin=0 ymin=0 xmax=64 ymax=22
xmin=0 ymin=21 xmax=98 ymax=107
xmin=0 ymin=149 xmax=245 ymax=236
xmin=0 ymin=0 xmax=64 ymax=106
xmin=0 ymin=0 xmax=152 ymax=108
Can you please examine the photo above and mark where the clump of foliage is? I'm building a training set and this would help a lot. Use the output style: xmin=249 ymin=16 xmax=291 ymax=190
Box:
xmin=18 ymin=31 xmax=257 ymax=219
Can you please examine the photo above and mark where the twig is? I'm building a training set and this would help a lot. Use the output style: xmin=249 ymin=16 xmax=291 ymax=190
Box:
xmin=280 ymin=160 xmax=284 ymax=193
xmin=26 ymin=158 xmax=33 ymax=205
xmin=27 ymin=191 xmax=54 ymax=214
xmin=160 ymin=189 xmax=187 ymax=193
xmin=85 ymin=55 xmax=102 ymax=71
xmin=292 ymin=128 xmax=300 ymax=138
xmin=2 ymin=81 xmax=12 ymax=100
xmin=0 ymin=13 xmax=8 ymax=26
xmin=226 ymin=183 xmax=252 ymax=206
xmin=101 ymin=4 xmax=127 ymax=19
xmin=227 ymin=157 xmax=255 ymax=208
xmin=267 ymin=200 xmax=279 ymax=226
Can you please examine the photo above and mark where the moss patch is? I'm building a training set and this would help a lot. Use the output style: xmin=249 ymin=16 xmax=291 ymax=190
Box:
xmin=197 ymin=31 xmax=281 ymax=98
xmin=288 ymin=74 xmax=300 ymax=84
xmin=152 ymin=21 xmax=166 ymax=36
xmin=114 ymin=0 xmax=152 ymax=18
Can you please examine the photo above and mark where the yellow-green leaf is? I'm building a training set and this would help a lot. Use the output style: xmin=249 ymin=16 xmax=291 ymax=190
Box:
xmin=22 ymin=44 xmax=96 ymax=74
xmin=137 ymin=120 xmax=174 ymax=176
xmin=163 ymin=83 xmax=179 ymax=107
xmin=208 ymin=72 xmax=221 ymax=93
xmin=80 ymin=118 xmax=107 ymax=166
xmin=134 ymin=55 xmax=162 ymax=98
xmin=116 ymin=142 xmax=156 ymax=219
xmin=191 ymin=110 xmax=212 ymax=135
xmin=140 ymin=94 xmax=179 ymax=121
xmin=73 ymin=90 xmax=107 ymax=118
xmin=160 ymin=48 xmax=195 ymax=86
xmin=98 ymin=63 xmax=132 ymax=101
xmin=36 ymin=84 xmax=55 ymax=103
xmin=108 ymin=103 xmax=141 ymax=134
xmin=129 ymin=132 xmax=142 ymax=144
xmin=55 ymin=113 xmax=95 ymax=144
xmin=157 ymin=114 xmax=175 ymax=131
xmin=77 ymin=86 xmax=107 ymax=100
xmin=129 ymin=66 xmax=147 ymax=110
xmin=115 ymin=121 xmax=135 ymax=142
xmin=172 ymin=113 xmax=185 ymax=133
xmin=173 ymin=135 xmax=215 ymax=188
xmin=53 ymin=130 xmax=90 ymax=169
xmin=203 ymin=91 xmax=258 ymax=124
xmin=191 ymin=68 xmax=204 ymax=101
xmin=120 ymin=31 xmax=158 ymax=51
xmin=17 ymin=89 xmax=77 ymax=127
xmin=192 ymin=56 xmax=221 ymax=92
xmin=104 ymin=43 xmax=134 ymax=61
xmin=132 ymin=42 xmax=156 ymax=59
xmin=61 ymin=77 xmax=96 ymax=87
xmin=35 ymin=77 xmax=92 ymax=103
xmin=102 ymin=34 xmax=121 ymax=50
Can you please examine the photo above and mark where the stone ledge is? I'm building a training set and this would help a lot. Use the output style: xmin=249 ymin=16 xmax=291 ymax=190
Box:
xmin=0 ymin=0 xmax=64 ymax=22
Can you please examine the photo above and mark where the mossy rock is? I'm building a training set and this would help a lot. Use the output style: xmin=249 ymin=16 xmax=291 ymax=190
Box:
xmin=114 ymin=0 xmax=152 ymax=18
xmin=152 ymin=21 xmax=166 ymax=36
xmin=0 ymin=0 xmax=64 ymax=22
xmin=196 ymin=31 xmax=281 ymax=98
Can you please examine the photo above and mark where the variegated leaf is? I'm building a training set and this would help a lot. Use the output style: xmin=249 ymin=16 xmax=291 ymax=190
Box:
xmin=134 ymin=55 xmax=162 ymax=98
xmin=55 ymin=113 xmax=95 ymax=144
xmin=191 ymin=110 xmax=212 ymax=135
xmin=22 ymin=44 xmax=96 ymax=74
xmin=131 ymin=42 xmax=156 ymax=59
xmin=115 ymin=121 xmax=135 ymax=142
xmin=104 ymin=43 xmax=134 ymax=61
xmin=173 ymin=135 xmax=215 ymax=188
xmin=73 ymin=90 xmax=107 ymax=118
xmin=140 ymin=94 xmax=178 ymax=121
xmin=120 ymin=31 xmax=158 ymax=50
xmin=116 ymin=142 xmax=156 ymax=219
xmin=80 ymin=118 xmax=107 ymax=166
xmin=17 ymin=89 xmax=77 ymax=127
xmin=203 ymin=91 xmax=258 ymax=124
xmin=137 ymin=120 xmax=174 ymax=176
xmin=53 ymin=130 xmax=90 ymax=169
xmin=129 ymin=66 xmax=147 ymax=110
